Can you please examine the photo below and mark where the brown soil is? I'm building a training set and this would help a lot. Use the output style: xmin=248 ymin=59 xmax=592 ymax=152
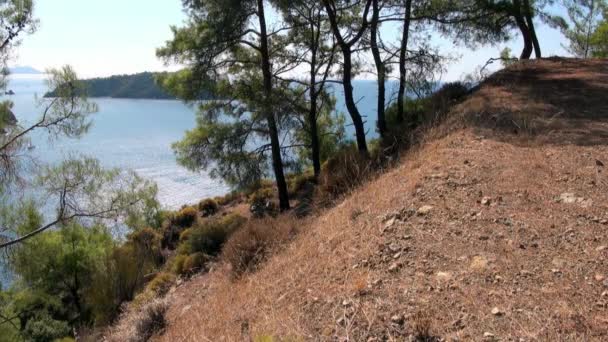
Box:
xmin=148 ymin=58 xmax=608 ymax=341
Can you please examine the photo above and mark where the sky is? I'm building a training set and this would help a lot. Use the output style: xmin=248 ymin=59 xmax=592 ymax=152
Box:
xmin=11 ymin=0 xmax=571 ymax=81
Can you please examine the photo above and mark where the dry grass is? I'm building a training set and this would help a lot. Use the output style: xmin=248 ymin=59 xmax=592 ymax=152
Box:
xmin=107 ymin=299 xmax=169 ymax=342
xmin=107 ymin=58 xmax=608 ymax=341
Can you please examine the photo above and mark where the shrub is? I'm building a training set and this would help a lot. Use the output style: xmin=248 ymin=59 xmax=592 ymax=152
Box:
xmin=173 ymin=206 xmax=198 ymax=228
xmin=127 ymin=227 xmax=163 ymax=266
xmin=182 ymin=252 xmax=209 ymax=274
xmin=214 ymin=191 xmax=241 ymax=206
xmin=134 ymin=300 xmax=168 ymax=342
xmin=198 ymin=198 xmax=219 ymax=217
xmin=319 ymin=146 xmax=373 ymax=198
xmin=287 ymin=172 xmax=315 ymax=197
xmin=146 ymin=272 xmax=174 ymax=297
xmin=223 ymin=218 xmax=296 ymax=276
xmin=170 ymin=254 xmax=188 ymax=275
xmin=181 ymin=213 xmax=247 ymax=256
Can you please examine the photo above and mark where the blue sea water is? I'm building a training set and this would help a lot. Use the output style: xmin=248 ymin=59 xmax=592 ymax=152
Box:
xmin=4 ymin=75 xmax=393 ymax=209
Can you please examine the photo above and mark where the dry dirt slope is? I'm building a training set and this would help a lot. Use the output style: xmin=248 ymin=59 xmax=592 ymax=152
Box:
xmin=156 ymin=59 xmax=608 ymax=341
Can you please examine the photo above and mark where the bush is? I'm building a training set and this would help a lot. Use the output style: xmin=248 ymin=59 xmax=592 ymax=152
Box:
xmin=170 ymin=254 xmax=188 ymax=275
xmin=127 ymin=227 xmax=164 ymax=266
xmin=182 ymin=252 xmax=209 ymax=274
xmin=173 ymin=206 xmax=198 ymax=228
xmin=180 ymin=213 xmax=247 ymax=256
xmin=287 ymin=172 xmax=315 ymax=197
xmin=214 ymin=191 xmax=241 ymax=206
xmin=198 ymin=198 xmax=219 ymax=217
xmin=319 ymin=146 xmax=373 ymax=198
xmin=223 ymin=218 xmax=296 ymax=276
xmin=146 ymin=272 xmax=174 ymax=297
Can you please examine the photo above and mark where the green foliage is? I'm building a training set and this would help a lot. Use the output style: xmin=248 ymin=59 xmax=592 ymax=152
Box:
xmin=591 ymin=14 xmax=608 ymax=57
xmin=560 ymin=0 xmax=607 ymax=58
xmin=287 ymin=172 xmax=316 ymax=197
xmin=170 ymin=254 xmax=188 ymax=276
xmin=198 ymin=198 xmax=219 ymax=217
xmin=179 ymin=213 xmax=247 ymax=257
xmin=182 ymin=252 xmax=209 ymax=275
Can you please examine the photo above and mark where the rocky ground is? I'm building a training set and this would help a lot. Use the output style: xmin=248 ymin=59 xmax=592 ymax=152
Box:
xmin=149 ymin=59 xmax=608 ymax=341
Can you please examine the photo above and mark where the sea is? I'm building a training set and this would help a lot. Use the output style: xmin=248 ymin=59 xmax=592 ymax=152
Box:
xmin=3 ymin=74 xmax=392 ymax=209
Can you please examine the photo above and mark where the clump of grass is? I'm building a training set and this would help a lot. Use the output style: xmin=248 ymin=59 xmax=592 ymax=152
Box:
xmin=319 ymin=146 xmax=374 ymax=198
xmin=134 ymin=300 xmax=168 ymax=342
xmin=179 ymin=213 xmax=247 ymax=256
xmin=222 ymin=218 xmax=297 ymax=276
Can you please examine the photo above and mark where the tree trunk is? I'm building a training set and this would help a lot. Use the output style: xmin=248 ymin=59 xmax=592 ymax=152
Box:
xmin=323 ymin=0 xmax=369 ymax=154
xmin=513 ymin=0 xmax=533 ymax=59
xmin=370 ymin=0 xmax=386 ymax=138
xmin=309 ymin=20 xmax=321 ymax=178
xmin=257 ymin=0 xmax=290 ymax=210
xmin=397 ymin=0 xmax=412 ymax=123
xmin=523 ymin=0 xmax=541 ymax=58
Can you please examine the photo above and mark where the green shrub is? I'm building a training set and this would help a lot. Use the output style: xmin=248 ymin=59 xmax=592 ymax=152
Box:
xmin=181 ymin=213 xmax=247 ymax=256
xmin=182 ymin=252 xmax=209 ymax=274
xmin=198 ymin=198 xmax=219 ymax=217
xmin=287 ymin=172 xmax=315 ymax=196
xmin=170 ymin=254 xmax=188 ymax=275
xmin=127 ymin=227 xmax=164 ymax=266
xmin=248 ymin=187 xmax=274 ymax=205
xmin=223 ymin=218 xmax=296 ymax=276
xmin=173 ymin=206 xmax=198 ymax=228
xmin=146 ymin=272 xmax=175 ymax=297
xmin=214 ymin=191 xmax=241 ymax=206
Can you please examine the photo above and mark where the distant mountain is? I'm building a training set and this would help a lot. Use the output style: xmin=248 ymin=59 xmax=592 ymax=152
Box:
xmin=46 ymin=72 xmax=214 ymax=100
xmin=9 ymin=66 xmax=43 ymax=74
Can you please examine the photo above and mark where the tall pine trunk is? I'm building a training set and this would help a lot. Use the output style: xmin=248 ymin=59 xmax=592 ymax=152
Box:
xmin=370 ymin=0 xmax=386 ymax=138
xmin=323 ymin=0 xmax=369 ymax=154
xmin=257 ymin=0 xmax=290 ymax=210
xmin=523 ymin=0 xmax=541 ymax=58
xmin=513 ymin=0 xmax=533 ymax=59
xmin=397 ymin=0 xmax=412 ymax=123
xmin=309 ymin=20 xmax=321 ymax=178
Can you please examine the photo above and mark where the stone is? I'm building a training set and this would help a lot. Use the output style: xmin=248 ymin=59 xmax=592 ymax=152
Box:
xmin=417 ymin=205 xmax=433 ymax=215
xmin=391 ymin=314 xmax=405 ymax=325
xmin=384 ymin=217 xmax=397 ymax=229
xmin=470 ymin=256 xmax=489 ymax=271
xmin=393 ymin=252 xmax=402 ymax=259
xmin=436 ymin=271 xmax=452 ymax=281
xmin=481 ymin=196 xmax=492 ymax=206
xmin=557 ymin=193 xmax=583 ymax=204
xmin=388 ymin=262 xmax=401 ymax=272
xmin=491 ymin=307 xmax=504 ymax=316
xmin=596 ymin=246 xmax=607 ymax=252
xmin=483 ymin=332 xmax=495 ymax=339
xmin=595 ymin=274 xmax=606 ymax=282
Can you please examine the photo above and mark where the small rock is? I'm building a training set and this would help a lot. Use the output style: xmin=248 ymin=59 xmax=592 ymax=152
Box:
xmin=384 ymin=217 xmax=397 ymax=229
xmin=481 ymin=196 xmax=492 ymax=206
xmin=557 ymin=192 xmax=583 ymax=204
xmin=417 ymin=205 xmax=433 ymax=215
xmin=336 ymin=317 xmax=347 ymax=326
xmin=596 ymin=245 xmax=607 ymax=252
xmin=483 ymin=332 xmax=495 ymax=339
xmin=388 ymin=262 xmax=401 ymax=272
xmin=388 ymin=243 xmax=401 ymax=253
xmin=491 ymin=307 xmax=504 ymax=316
xmin=393 ymin=252 xmax=402 ymax=259
xmin=595 ymin=274 xmax=606 ymax=282
xmin=342 ymin=300 xmax=351 ymax=307
xmin=470 ymin=255 xmax=489 ymax=271
xmin=436 ymin=271 xmax=452 ymax=281
xmin=391 ymin=314 xmax=405 ymax=325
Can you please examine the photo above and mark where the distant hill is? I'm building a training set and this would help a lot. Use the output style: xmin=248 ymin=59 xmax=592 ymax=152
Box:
xmin=9 ymin=66 xmax=43 ymax=74
xmin=45 ymin=72 xmax=210 ymax=100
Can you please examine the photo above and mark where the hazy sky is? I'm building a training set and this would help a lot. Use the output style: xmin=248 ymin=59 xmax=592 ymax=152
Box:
xmin=12 ymin=0 xmax=570 ymax=81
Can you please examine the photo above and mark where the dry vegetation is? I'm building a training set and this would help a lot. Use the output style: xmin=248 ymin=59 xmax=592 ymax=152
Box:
xmin=109 ymin=58 xmax=608 ymax=341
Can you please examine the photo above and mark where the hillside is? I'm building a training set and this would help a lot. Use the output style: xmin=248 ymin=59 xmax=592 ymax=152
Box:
xmin=111 ymin=59 xmax=608 ymax=341
xmin=45 ymin=72 xmax=212 ymax=100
